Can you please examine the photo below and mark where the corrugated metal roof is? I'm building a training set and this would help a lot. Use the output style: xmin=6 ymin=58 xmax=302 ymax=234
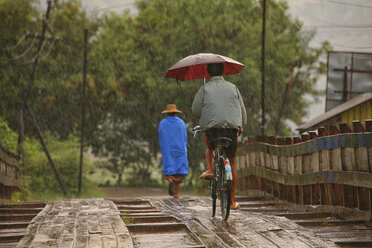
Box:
xmin=297 ymin=92 xmax=372 ymax=132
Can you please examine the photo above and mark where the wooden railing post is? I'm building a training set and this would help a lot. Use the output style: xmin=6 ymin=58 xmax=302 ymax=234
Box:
xmin=340 ymin=123 xmax=356 ymax=171
xmin=236 ymin=121 xmax=372 ymax=212
xmin=293 ymin=137 xmax=303 ymax=204
xmin=293 ymin=137 xmax=302 ymax=175
xmin=329 ymin=125 xmax=342 ymax=171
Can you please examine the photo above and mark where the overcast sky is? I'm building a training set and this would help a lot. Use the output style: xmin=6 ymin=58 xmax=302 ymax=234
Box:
xmin=285 ymin=0 xmax=372 ymax=127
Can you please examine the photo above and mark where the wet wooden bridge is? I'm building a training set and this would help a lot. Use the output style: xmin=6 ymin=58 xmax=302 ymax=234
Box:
xmin=1 ymin=120 xmax=372 ymax=247
xmin=2 ymin=193 xmax=372 ymax=247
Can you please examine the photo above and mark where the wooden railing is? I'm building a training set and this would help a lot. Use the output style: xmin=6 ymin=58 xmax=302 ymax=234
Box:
xmin=236 ymin=120 xmax=372 ymax=212
xmin=0 ymin=146 xmax=20 ymax=202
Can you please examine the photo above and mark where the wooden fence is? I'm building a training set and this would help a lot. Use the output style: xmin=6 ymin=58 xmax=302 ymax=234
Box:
xmin=236 ymin=120 xmax=372 ymax=212
xmin=0 ymin=146 xmax=20 ymax=202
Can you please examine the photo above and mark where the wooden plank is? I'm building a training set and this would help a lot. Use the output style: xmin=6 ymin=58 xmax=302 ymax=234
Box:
xmin=239 ymin=166 xmax=372 ymax=188
xmin=259 ymin=152 xmax=265 ymax=168
xmin=330 ymin=148 xmax=342 ymax=171
xmin=273 ymin=182 xmax=279 ymax=198
xmin=296 ymin=185 xmax=303 ymax=205
xmin=358 ymin=186 xmax=370 ymax=211
xmin=356 ymin=147 xmax=369 ymax=172
xmin=311 ymin=184 xmax=321 ymax=205
xmin=311 ymin=152 xmax=320 ymax=173
xmin=279 ymin=184 xmax=287 ymax=201
xmin=294 ymin=156 xmax=302 ymax=175
xmin=319 ymin=150 xmax=330 ymax=171
xmin=343 ymin=185 xmax=357 ymax=208
xmin=331 ymin=184 xmax=344 ymax=206
xmin=0 ymin=148 xmax=19 ymax=168
xmin=302 ymin=155 xmax=311 ymax=174
xmin=303 ymin=185 xmax=311 ymax=205
xmin=366 ymin=101 xmax=372 ymax=119
xmin=320 ymin=184 xmax=332 ymax=205
xmin=265 ymin=153 xmax=271 ymax=169
xmin=342 ymin=147 xmax=356 ymax=171
xmin=296 ymin=219 xmax=364 ymax=226
xmin=369 ymin=147 xmax=372 ymax=173
xmin=334 ymin=240 xmax=372 ymax=247
xmin=287 ymin=185 xmax=296 ymax=203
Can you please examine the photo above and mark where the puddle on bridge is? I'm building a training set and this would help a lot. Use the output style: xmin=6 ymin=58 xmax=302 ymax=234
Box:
xmin=127 ymin=223 xmax=204 ymax=248
xmin=111 ymin=198 xmax=205 ymax=248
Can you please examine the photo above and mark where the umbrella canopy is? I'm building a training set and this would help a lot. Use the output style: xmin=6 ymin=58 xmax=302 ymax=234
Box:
xmin=164 ymin=53 xmax=245 ymax=81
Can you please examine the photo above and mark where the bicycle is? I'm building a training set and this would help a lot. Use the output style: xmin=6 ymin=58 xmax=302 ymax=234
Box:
xmin=193 ymin=126 xmax=233 ymax=220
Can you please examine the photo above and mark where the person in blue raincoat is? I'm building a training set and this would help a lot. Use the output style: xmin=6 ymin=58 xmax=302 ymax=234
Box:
xmin=158 ymin=104 xmax=189 ymax=198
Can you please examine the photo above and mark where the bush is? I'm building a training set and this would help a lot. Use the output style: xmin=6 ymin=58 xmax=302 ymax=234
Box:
xmin=0 ymin=117 xmax=17 ymax=154
xmin=5 ymin=176 xmax=33 ymax=204
xmin=24 ymin=134 xmax=103 ymax=200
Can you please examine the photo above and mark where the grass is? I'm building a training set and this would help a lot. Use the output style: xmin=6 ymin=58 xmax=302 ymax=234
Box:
xmin=87 ymin=163 xmax=167 ymax=187
xmin=121 ymin=216 xmax=134 ymax=224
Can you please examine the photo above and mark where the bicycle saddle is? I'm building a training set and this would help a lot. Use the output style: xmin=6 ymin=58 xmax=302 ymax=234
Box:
xmin=214 ymin=137 xmax=232 ymax=146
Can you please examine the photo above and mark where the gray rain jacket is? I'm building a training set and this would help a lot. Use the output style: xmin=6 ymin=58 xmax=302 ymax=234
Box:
xmin=191 ymin=76 xmax=247 ymax=131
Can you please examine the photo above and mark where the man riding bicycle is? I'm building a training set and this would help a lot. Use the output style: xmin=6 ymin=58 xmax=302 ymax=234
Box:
xmin=191 ymin=63 xmax=247 ymax=209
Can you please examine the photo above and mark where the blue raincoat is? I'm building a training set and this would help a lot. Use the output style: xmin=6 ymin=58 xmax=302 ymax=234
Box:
xmin=158 ymin=116 xmax=189 ymax=175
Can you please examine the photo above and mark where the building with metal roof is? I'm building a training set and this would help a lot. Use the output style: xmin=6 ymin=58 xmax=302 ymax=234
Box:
xmin=297 ymin=92 xmax=372 ymax=134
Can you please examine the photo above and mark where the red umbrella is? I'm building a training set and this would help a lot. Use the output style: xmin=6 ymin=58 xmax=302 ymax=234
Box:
xmin=164 ymin=53 xmax=245 ymax=81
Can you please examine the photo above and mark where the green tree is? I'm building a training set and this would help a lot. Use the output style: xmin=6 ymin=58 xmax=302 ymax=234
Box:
xmin=28 ymin=0 xmax=101 ymax=139
xmin=92 ymin=114 xmax=151 ymax=185
xmin=0 ymin=0 xmax=39 ymax=129
xmin=90 ymin=0 xmax=328 ymax=184
xmin=24 ymin=135 xmax=99 ymax=199
xmin=0 ymin=0 xmax=105 ymax=140
xmin=0 ymin=117 xmax=18 ymax=153
xmin=0 ymin=0 xmax=330 ymax=189
xmin=0 ymin=0 xmax=106 ymax=199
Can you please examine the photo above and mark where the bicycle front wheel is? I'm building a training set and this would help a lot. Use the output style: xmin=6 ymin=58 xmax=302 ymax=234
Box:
xmin=219 ymin=159 xmax=231 ymax=220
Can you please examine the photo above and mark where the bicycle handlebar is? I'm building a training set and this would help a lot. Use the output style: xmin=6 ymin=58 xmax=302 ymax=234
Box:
xmin=192 ymin=125 xmax=201 ymax=138
xmin=192 ymin=125 xmax=201 ymax=132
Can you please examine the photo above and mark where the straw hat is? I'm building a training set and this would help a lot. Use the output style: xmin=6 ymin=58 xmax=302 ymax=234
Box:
xmin=161 ymin=104 xmax=182 ymax=114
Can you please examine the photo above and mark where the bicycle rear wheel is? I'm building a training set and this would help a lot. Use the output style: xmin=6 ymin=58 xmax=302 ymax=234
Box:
xmin=219 ymin=158 xmax=231 ymax=220
xmin=211 ymin=180 xmax=217 ymax=217
xmin=211 ymin=160 xmax=217 ymax=217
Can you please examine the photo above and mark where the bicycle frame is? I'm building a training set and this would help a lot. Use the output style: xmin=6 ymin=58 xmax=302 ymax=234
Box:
xmin=213 ymin=138 xmax=233 ymax=182
xmin=192 ymin=126 xmax=232 ymax=220
xmin=212 ymin=137 xmax=233 ymax=220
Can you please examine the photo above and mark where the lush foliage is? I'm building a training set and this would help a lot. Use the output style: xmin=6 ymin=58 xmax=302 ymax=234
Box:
xmin=0 ymin=0 xmax=102 ymax=139
xmin=0 ymin=117 xmax=18 ymax=153
xmin=4 ymin=175 xmax=33 ymax=204
xmin=90 ymin=0 xmax=329 ymax=183
xmin=24 ymin=135 xmax=102 ymax=200
xmin=0 ymin=0 xmax=39 ymax=130
xmin=0 ymin=0 xmax=330 ymax=192
xmin=92 ymin=114 xmax=152 ymax=185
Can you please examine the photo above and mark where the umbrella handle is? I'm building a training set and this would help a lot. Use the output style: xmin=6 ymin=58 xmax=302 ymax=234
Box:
xmin=203 ymin=64 xmax=206 ymax=84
